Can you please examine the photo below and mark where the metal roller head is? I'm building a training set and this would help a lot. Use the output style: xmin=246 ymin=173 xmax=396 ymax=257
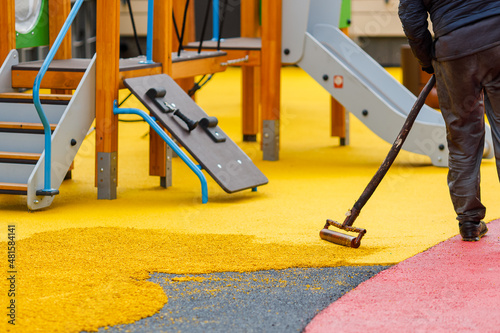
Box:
xmin=320 ymin=229 xmax=361 ymax=248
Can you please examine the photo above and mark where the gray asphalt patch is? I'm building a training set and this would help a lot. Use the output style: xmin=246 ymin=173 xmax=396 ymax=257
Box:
xmin=90 ymin=266 xmax=389 ymax=333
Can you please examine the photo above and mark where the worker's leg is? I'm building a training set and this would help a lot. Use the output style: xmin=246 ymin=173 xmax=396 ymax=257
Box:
xmin=433 ymin=55 xmax=486 ymax=223
xmin=481 ymin=46 xmax=500 ymax=181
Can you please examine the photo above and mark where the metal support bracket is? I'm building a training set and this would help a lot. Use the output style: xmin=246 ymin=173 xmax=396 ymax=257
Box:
xmin=97 ymin=151 xmax=117 ymax=200
xmin=263 ymin=120 xmax=280 ymax=161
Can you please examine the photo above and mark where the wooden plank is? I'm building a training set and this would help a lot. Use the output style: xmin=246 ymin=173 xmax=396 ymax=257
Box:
xmin=0 ymin=152 xmax=41 ymax=161
xmin=0 ymin=122 xmax=57 ymax=131
xmin=11 ymin=70 xmax=84 ymax=90
xmin=0 ymin=92 xmax=72 ymax=102
xmin=0 ymin=182 xmax=28 ymax=193
xmin=0 ymin=0 xmax=15 ymax=63
xmin=119 ymin=67 xmax=163 ymax=89
xmin=12 ymin=59 xmax=91 ymax=72
xmin=171 ymin=53 xmax=228 ymax=80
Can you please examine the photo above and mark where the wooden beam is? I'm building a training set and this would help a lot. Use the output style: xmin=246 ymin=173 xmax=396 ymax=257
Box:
xmin=260 ymin=0 xmax=282 ymax=160
xmin=154 ymin=0 xmax=172 ymax=75
xmin=95 ymin=0 xmax=120 ymax=198
xmin=241 ymin=0 xmax=261 ymax=38
xmin=0 ymin=0 xmax=16 ymax=63
xmin=96 ymin=0 xmax=120 ymax=154
xmin=149 ymin=0 xmax=173 ymax=180
xmin=241 ymin=0 xmax=262 ymax=141
xmin=261 ymin=0 xmax=281 ymax=122
xmin=49 ymin=0 xmax=73 ymax=60
xmin=242 ymin=66 xmax=261 ymax=141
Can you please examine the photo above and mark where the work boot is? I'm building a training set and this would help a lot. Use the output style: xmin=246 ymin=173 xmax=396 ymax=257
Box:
xmin=459 ymin=221 xmax=488 ymax=242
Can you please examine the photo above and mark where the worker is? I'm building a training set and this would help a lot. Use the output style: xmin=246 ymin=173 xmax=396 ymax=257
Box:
xmin=398 ymin=0 xmax=500 ymax=241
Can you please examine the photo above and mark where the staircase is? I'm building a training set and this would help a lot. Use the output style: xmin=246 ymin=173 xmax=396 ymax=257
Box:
xmin=0 ymin=50 xmax=96 ymax=210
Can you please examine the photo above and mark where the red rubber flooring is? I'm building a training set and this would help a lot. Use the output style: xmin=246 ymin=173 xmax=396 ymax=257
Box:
xmin=305 ymin=219 xmax=500 ymax=333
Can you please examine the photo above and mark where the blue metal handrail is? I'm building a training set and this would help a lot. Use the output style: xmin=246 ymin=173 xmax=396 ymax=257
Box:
xmin=32 ymin=0 xmax=85 ymax=195
xmin=113 ymin=103 xmax=208 ymax=203
xmin=144 ymin=0 xmax=154 ymax=63
xmin=212 ymin=0 xmax=220 ymax=40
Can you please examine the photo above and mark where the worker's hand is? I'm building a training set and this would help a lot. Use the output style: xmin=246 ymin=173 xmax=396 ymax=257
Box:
xmin=422 ymin=66 xmax=434 ymax=74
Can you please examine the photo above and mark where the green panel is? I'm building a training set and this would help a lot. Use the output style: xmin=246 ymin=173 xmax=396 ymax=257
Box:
xmin=339 ymin=0 xmax=351 ymax=29
xmin=16 ymin=0 xmax=50 ymax=49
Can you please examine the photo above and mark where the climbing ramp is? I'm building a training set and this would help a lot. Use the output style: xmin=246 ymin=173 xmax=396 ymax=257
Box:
xmin=281 ymin=0 xmax=494 ymax=167
xmin=124 ymin=74 xmax=268 ymax=194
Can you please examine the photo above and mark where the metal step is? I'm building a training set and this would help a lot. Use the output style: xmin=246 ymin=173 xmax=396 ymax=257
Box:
xmin=0 ymin=163 xmax=35 ymax=184
xmin=0 ymin=132 xmax=45 ymax=153
xmin=0 ymin=102 xmax=66 ymax=124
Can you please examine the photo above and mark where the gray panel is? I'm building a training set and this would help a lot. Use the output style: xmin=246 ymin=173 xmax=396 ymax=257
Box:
xmin=0 ymin=102 xmax=65 ymax=123
xmin=0 ymin=163 xmax=34 ymax=184
xmin=0 ymin=132 xmax=45 ymax=153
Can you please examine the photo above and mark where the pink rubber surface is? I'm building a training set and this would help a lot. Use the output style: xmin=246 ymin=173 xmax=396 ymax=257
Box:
xmin=305 ymin=219 xmax=500 ymax=333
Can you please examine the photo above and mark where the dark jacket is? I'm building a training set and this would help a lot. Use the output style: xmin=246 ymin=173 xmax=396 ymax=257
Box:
xmin=398 ymin=0 xmax=500 ymax=67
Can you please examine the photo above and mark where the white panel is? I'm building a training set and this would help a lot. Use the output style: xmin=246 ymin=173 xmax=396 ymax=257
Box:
xmin=27 ymin=55 xmax=97 ymax=210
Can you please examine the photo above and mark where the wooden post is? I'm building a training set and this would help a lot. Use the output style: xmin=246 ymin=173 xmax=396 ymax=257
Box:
xmin=0 ymin=0 xmax=16 ymax=63
xmin=241 ymin=0 xmax=261 ymax=142
xmin=172 ymin=1 xmax=196 ymax=94
xmin=331 ymin=27 xmax=349 ymax=146
xmin=261 ymin=0 xmax=282 ymax=160
xmin=95 ymin=0 xmax=120 ymax=199
xmin=149 ymin=0 xmax=173 ymax=187
xmin=241 ymin=0 xmax=261 ymax=38
xmin=49 ymin=0 xmax=73 ymax=97
xmin=49 ymin=0 xmax=73 ymax=60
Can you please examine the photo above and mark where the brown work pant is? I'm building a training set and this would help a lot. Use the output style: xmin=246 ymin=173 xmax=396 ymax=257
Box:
xmin=433 ymin=44 xmax=500 ymax=223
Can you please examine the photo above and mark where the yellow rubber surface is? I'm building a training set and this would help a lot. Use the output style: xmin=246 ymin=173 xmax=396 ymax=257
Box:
xmin=1 ymin=67 xmax=498 ymax=332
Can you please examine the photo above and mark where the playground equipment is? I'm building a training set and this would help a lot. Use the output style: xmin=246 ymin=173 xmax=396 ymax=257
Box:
xmin=0 ymin=0 xmax=267 ymax=210
xmin=281 ymin=0 xmax=493 ymax=167
xmin=189 ymin=0 xmax=493 ymax=165
xmin=321 ymin=76 xmax=436 ymax=248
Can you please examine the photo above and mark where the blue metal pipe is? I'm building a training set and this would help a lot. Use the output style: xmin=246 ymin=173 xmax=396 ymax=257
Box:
xmin=113 ymin=104 xmax=208 ymax=204
xmin=32 ymin=0 xmax=85 ymax=195
xmin=145 ymin=0 xmax=154 ymax=63
xmin=212 ymin=0 xmax=219 ymax=40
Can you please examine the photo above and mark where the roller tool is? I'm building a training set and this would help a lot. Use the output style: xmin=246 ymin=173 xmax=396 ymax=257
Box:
xmin=321 ymin=75 xmax=436 ymax=248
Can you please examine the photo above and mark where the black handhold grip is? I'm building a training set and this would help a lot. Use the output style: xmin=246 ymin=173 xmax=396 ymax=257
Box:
xmin=199 ymin=116 xmax=218 ymax=128
xmin=199 ymin=117 xmax=225 ymax=142
xmin=173 ymin=110 xmax=198 ymax=132
xmin=146 ymin=87 xmax=166 ymax=99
